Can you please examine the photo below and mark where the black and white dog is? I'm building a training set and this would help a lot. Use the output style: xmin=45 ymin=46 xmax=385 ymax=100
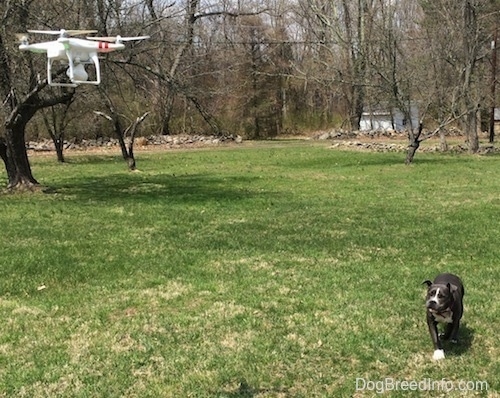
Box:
xmin=423 ymin=273 xmax=464 ymax=360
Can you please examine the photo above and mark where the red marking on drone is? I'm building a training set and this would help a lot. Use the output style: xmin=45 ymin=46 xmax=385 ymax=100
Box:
xmin=99 ymin=42 xmax=109 ymax=50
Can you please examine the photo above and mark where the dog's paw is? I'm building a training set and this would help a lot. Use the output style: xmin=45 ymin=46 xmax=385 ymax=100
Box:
xmin=433 ymin=349 xmax=445 ymax=360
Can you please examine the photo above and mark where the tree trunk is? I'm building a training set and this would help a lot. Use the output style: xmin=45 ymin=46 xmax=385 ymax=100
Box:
xmin=114 ymin=118 xmax=130 ymax=161
xmin=4 ymin=123 xmax=39 ymax=189
xmin=342 ymin=0 xmax=368 ymax=131
xmin=114 ymin=128 xmax=136 ymax=170
xmin=405 ymin=123 xmax=423 ymax=165
xmin=3 ymin=89 xmax=73 ymax=190
xmin=54 ymin=139 xmax=65 ymax=163
xmin=463 ymin=109 xmax=479 ymax=153
xmin=125 ymin=112 xmax=149 ymax=171
xmin=439 ymin=129 xmax=448 ymax=152
xmin=461 ymin=0 xmax=480 ymax=153
xmin=159 ymin=91 xmax=175 ymax=135
xmin=405 ymin=141 xmax=420 ymax=165
xmin=95 ymin=109 xmax=149 ymax=171
xmin=42 ymin=100 xmax=73 ymax=163
xmin=0 ymin=138 xmax=16 ymax=186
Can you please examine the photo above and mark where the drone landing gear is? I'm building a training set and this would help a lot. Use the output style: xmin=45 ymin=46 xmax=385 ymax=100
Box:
xmin=47 ymin=59 xmax=77 ymax=87
xmin=72 ymin=54 xmax=101 ymax=86
xmin=47 ymin=53 xmax=101 ymax=87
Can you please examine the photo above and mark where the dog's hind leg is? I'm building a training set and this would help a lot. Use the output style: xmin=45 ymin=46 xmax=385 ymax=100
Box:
xmin=441 ymin=323 xmax=453 ymax=340
xmin=449 ymin=319 xmax=460 ymax=344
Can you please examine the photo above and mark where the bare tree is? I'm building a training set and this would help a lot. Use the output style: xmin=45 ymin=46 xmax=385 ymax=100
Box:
xmin=94 ymin=107 xmax=149 ymax=171
xmin=41 ymin=96 xmax=75 ymax=163
xmin=460 ymin=0 xmax=482 ymax=152
xmin=420 ymin=0 xmax=490 ymax=154
xmin=0 ymin=1 xmax=75 ymax=190
xmin=294 ymin=0 xmax=373 ymax=130
xmin=141 ymin=0 xmax=226 ymax=135
xmin=2 ymin=0 xmax=499 ymax=185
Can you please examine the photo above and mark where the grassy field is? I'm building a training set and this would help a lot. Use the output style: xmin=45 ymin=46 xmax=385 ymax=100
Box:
xmin=0 ymin=142 xmax=498 ymax=397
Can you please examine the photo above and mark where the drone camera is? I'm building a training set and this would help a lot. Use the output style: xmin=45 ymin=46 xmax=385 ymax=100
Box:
xmin=69 ymin=63 xmax=88 ymax=82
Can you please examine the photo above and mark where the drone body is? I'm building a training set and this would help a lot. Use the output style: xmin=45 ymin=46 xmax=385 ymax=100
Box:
xmin=18 ymin=29 xmax=148 ymax=87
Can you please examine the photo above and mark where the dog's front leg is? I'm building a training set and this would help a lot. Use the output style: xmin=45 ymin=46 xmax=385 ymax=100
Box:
xmin=427 ymin=316 xmax=445 ymax=360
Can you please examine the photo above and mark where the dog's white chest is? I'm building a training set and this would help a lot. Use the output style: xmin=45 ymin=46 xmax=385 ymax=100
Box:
xmin=433 ymin=310 xmax=453 ymax=323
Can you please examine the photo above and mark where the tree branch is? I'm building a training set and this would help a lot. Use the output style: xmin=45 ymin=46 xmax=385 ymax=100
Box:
xmin=93 ymin=110 xmax=113 ymax=122
xmin=193 ymin=9 xmax=270 ymax=21
xmin=420 ymin=109 xmax=470 ymax=141
xmin=5 ymin=84 xmax=71 ymax=130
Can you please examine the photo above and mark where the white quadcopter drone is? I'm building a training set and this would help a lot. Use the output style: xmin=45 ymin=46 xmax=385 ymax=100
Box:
xmin=18 ymin=29 xmax=149 ymax=87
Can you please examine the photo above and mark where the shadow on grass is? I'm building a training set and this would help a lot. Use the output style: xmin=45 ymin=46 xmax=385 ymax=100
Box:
xmin=289 ymin=149 xmax=475 ymax=170
xmin=215 ymin=380 xmax=289 ymax=398
xmin=54 ymin=172 xmax=272 ymax=205
xmin=445 ymin=322 xmax=474 ymax=357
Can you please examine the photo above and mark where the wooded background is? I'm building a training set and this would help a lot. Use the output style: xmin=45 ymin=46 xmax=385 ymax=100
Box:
xmin=1 ymin=0 xmax=499 ymax=143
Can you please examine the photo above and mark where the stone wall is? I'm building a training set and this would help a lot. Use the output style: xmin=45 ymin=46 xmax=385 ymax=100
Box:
xmin=27 ymin=134 xmax=244 ymax=152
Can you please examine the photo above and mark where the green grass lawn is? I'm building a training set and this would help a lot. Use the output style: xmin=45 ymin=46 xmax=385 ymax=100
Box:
xmin=0 ymin=142 xmax=498 ymax=397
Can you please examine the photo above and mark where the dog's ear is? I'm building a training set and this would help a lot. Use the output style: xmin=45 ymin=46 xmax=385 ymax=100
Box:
xmin=422 ymin=280 xmax=432 ymax=287
xmin=446 ymin=282 xmax=451 ymax=292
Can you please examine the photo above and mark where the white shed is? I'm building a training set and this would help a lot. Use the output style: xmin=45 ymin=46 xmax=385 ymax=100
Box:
xmin=495 ymin=108 xmax=500 ymax=135
xmin=360 ymin=104 xmax=419 ymax=131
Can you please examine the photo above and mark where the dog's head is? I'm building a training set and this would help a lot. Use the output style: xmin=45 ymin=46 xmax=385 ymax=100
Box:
xmin=423 ymin=280 xmax=454 ymax=313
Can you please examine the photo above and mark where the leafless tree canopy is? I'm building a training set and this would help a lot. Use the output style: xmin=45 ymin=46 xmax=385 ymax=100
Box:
xmin=0 ymin=0 xmax=499 ymax=183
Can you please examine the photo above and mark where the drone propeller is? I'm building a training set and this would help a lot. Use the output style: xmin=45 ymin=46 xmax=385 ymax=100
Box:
xmin=86 ymin=35 xmax=150 ymax=43
xmin=28 ymin=29 xmax=98 ymax=37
